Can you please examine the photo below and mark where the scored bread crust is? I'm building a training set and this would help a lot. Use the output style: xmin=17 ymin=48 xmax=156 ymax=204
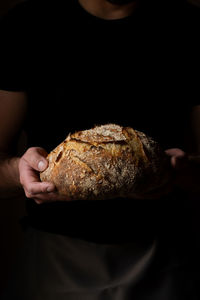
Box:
xmin=40 ymin=124 xmax=171 ymax=200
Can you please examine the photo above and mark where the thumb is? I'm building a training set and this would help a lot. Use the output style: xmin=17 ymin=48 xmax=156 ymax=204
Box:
xmin=23 ymin=147 xmax=49 ymax=172
xmin=165 ymin=148 xmax=188 ymax=170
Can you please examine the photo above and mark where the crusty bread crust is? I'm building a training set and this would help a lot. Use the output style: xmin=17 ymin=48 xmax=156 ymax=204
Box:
xmin=40 ymin=124 xmax=171 ymax=200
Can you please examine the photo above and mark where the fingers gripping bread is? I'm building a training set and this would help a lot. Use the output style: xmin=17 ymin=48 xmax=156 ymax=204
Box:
xmin=40 ymin=124 xmax=171 ymax=200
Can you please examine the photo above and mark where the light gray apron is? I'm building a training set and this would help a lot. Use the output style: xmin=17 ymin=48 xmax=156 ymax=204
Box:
xmin=2 ymin=227 xmax=198 ymax=300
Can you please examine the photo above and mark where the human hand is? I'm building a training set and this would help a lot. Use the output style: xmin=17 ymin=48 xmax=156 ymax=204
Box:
xmin=165 ymin=148 xmax=200 ymax=193
xmin=19 ymin=147 xmax=69 ymax=204
xmin=133 ymin=148 xmax=190 ymax=200
xmin=165 ymin=148 xmax=188 ymax=170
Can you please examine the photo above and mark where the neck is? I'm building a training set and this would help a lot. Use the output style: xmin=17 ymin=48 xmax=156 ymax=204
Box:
xmin=78 ymin=0 xmax=138 ymax=20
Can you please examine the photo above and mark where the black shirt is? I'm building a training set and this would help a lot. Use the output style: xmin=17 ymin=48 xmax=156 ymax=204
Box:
xmin=0 ymin=0 xmax=199 ymax=243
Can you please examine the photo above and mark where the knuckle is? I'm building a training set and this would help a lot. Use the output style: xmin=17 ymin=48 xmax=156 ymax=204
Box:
xmin=27 ymin=184 xmax=46 ymax=196
xmin=40 ymin=187 xmax=46 ymax=194
xmin=27 ymin=186 xmax=34 ymax=194
xmin=20 ymin=179 xmax=27 ymax=191
xmin=25 ymin=147 xmax=38 ymax=160
xmin=35 ymin=199 xmax=42 ymax=205
xmin=25 ymin=147 xmax=34 ymax=157
xmin=25 ymin=191 xmax=33 ymax=198
xmin=27 ymin=147 xmax=37 ymax=153
xmin=27 ymin=147 xmax=45 ymax=156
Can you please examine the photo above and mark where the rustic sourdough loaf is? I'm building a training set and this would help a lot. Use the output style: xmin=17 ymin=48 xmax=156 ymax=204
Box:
xmin=40 ymin=124 xmax=172 ymax=200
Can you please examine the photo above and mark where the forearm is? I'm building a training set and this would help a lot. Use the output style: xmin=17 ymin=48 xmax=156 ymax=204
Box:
xmin=0 ymin=154 xmax=23 ymax=199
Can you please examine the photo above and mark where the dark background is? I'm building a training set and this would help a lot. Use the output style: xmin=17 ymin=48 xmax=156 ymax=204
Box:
xmin=0 ymin=0 xmax=25 ymax=296
xmin=0 ymin=0 xmax=24 ymax=16
xmin=1 ymin=0 xmax=200 ymax=16
xmin=0 ymin=1 xmax=27 ymax=293
xmin=0 ymin=0 xmax=200 ymax=297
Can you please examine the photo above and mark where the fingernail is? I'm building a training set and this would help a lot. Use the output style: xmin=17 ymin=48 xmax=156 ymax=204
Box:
xmin=46 ymin=185 xmax=54 ymax=193
xmin=38 ymin=161 xmax=46 ymax=171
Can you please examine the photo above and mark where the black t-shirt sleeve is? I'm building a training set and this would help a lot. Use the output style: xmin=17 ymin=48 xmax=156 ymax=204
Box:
xmin=0 ymin=2 xmax=29 ymax=92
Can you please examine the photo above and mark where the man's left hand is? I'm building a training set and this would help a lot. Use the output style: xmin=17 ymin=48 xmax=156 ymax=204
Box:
xmin=165 ymin=148 xmax=200 ymax=194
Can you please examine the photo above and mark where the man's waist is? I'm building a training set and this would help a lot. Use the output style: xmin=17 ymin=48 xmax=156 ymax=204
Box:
xmin=22 ymin=198 xmax=159 ymax=244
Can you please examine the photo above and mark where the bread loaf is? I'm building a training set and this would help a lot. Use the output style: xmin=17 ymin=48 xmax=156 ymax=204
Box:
xmin=40 ymin=124 xmax=172 ymax=200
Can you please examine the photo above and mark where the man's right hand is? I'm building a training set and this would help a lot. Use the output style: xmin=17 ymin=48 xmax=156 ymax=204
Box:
xmin=19 ymin=147 xmax=68 ymax=204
